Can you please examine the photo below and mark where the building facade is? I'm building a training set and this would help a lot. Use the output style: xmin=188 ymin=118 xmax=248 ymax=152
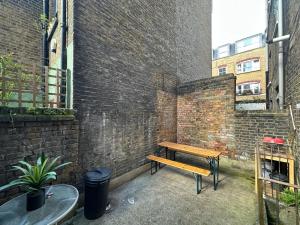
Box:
xmin=212 ymin=34 xmax=267 ymax=104
xmin=267 ymin=0 xmax=300 ymax=114
xmin=0 ymin=0 xmax=212 ymax=181
xmin=72 ymin=0 xmax=212 ymax=175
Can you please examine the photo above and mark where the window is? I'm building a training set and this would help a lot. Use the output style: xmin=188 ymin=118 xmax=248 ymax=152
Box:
xmin=236 ymin=59 xmax=260 ymax=74
xmin=218 ymin=67 xmax=227 ymax=75
xmin=235 ymin=35 xmax=262 ymax=53
xmin=217 ymin=45 xmax=230 ymax=58
xmin=236 ymin=82 xmax=261 ymax=96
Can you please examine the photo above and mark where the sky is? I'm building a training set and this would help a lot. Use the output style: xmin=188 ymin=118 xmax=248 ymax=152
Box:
xmin=212 ymin=0 xmax=267 ymax=48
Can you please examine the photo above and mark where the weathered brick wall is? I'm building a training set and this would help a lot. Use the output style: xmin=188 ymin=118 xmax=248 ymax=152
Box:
xmin=73 ymin=0 xmax=210 ymax=179
xmin=157 ymin=90 xmax=177 ymax=143
xmin=235 ymin=111 xmax=289 ymax=158
xmin=177 ymin=75 xmax=289 ymax=158
xmin=177 ymin=75 xmax=236 ymax=152
xmin=285 ymin=0 xmax=300 ymax=159
xmin=268 ymin=0 xmax=300 ymax=112
xmin=0 ymin=0 xmax=42 ymax=65
xmin=285 ymin=0 xmax=300 ymax=128
xmin=267 ymin=0 xmax=300 ymax=157
xmin=0 ymin=117 xmax=79 ymax=204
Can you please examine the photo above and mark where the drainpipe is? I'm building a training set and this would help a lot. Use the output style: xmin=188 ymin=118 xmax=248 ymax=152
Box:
xmin=61 ymin=0 xmax=67 ymax=106
xmin=61 ymin=0 xmax=67 ymax=70
xmin=278 ymin=0 xmax=284 ymax=109
xmin=42 ymin=0 xmax=49 ymax=66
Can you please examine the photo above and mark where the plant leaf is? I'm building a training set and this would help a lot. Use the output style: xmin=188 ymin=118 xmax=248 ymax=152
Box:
xmin=12 ymin=165 xmax=29 ymax=175
xmin=46 ymin=156 xmax=60 ymax=172
xmin=18 ymin=160 xmax=32 ymax=171
xmin=37 ymin=156 xmax=42 ymax=166
xmin=0 ymin=180 xmax=27 ymax=192
xmin=52 ymin=162 xmax=72 ymax=171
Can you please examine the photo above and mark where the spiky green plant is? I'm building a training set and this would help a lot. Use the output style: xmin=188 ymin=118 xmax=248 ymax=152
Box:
xmin=0 ymin=153 xmax=71 ymax=192
xmin=280 ymin=188 xmax=300 ymax=206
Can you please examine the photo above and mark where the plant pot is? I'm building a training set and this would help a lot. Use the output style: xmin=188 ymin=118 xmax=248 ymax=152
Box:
xmin=26 ymin=189 xmax=45 ymax=211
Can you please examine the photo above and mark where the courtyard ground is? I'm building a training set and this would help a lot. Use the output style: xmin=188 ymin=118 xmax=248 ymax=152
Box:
xmin=64 ymin=156 xmax=257 ymax=225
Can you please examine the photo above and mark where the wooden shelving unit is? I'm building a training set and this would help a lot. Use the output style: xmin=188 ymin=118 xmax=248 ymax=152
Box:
xmin=255 ymin=152 xmax=295 ymax=192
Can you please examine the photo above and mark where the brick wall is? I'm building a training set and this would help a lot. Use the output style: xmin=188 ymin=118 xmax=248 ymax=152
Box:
xmin=267 ymin=0 xmax=300 ymax=112
xmin=157 ymin=90 xmax=177 ymax=143
xmin=285 ymin=0 xmax=300 ymax=128
xmin=235 ymin=111 xmax=289 ymax=158
xmin=0 ymin=0 xmax=42 ymax=65
xmin=0 ymin=116 xmax=79 ymax=204
xmin=267 ymin=0 xmax=300 ymax=157
xmin=177 ymin=75 xmax=236 ymax=152
xmin=176 ymin=0 xmax=212 ymax=82
xmin=285 ymin=0 xmax=300 ymax=159
xmin=177 ymin=74 xmax=289 ymax=158
xmin=73 ymin=0 xmax=210 ymax=179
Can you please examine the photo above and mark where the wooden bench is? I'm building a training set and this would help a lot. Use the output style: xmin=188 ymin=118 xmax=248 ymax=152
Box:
xmin=158 ymin=141 xmax=221 ymax=190
xmin=147 ymin=155 xmax=211 ymax=194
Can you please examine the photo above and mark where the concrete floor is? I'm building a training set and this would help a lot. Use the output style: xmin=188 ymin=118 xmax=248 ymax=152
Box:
xmin=64 ymin=156 xmax=257 ymax=225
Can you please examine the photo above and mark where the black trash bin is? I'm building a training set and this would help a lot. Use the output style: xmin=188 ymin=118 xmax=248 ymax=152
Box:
xmin=84 ymin=167 xmax=112 ymax=220
xmin=270 ymin=173 xmax=288 ymax=191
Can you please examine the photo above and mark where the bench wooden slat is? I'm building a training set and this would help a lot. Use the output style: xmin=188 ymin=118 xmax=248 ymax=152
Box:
xmin=147 ymin=155 xmax=211 ymax=176
xmin=158 ymin=141 xmax=221 ymax=158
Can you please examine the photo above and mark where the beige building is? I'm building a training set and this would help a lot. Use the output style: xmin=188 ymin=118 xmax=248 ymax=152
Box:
xmin=212 ymin=34 xmax=266 ymax=102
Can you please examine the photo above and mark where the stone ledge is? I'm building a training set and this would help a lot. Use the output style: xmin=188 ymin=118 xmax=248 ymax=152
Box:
xmin=234 ymin=110 xmax=288 ymax=117
xmin=0 ymin=114 xmax=75 ymax=123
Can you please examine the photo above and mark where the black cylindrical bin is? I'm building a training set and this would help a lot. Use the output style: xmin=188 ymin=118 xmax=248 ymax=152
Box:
xmin=270 ymin=173 xmax=288 ymax=191
xmin=84 ymin=167 xmax=112 ymax=220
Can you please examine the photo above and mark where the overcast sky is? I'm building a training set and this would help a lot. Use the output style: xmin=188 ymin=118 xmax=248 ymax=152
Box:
xmin=212 ymin=0 xmax=267 ymax=48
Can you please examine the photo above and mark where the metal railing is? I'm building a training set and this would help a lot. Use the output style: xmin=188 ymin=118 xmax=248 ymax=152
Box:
xmin=0 ymin=65 xmax=69 ymax=108
xmin=256 ymin=107 xmax=300 ymax=224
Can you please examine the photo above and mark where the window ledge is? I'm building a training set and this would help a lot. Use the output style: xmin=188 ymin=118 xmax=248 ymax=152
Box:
xmin=236 ymin=69 xmax=261 ymax=75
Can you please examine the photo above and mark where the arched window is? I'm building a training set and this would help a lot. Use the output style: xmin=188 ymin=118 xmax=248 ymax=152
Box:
xmin=236 ymin=58 xmax=260 ymax=74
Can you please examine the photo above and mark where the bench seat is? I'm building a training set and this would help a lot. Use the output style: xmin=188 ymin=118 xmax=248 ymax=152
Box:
xmin=147 ymin=155 xmax=211 ymax=194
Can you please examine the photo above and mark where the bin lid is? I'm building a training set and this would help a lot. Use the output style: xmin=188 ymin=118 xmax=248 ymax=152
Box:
xmin=95 ymin=167 xmax=112 ymax=181
xmin=85 ymin=168 xmax=112 ymax=183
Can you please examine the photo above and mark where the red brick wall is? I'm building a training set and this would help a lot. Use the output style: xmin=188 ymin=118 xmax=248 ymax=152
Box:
xmin=177 ymin=75 xmax=236 ymax=154
xmin=177 ymin=75 xmax=289 ymax=158
xmin=157 ymin=90 xmax=177 ymax=143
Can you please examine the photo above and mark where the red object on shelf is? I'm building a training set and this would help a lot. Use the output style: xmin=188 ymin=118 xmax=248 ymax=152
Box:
xmin=263 ymin=137 xmax=275 ymax=143
xmin=262 ymin=137 xmax=285 ymax=145
xmin=273 ymin=138 xmax=285 ymax=145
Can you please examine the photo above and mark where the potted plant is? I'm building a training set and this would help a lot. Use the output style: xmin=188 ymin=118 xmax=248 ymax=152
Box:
xmin=0 ymin=153 xmax=71 ymax=211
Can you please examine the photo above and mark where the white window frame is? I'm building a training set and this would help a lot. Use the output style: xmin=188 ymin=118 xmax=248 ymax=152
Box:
xmin=218 ymin=67 xmax=227 ymax=76
xmin=236 ymin=82 xmax=261 ymax=96
xmin=236 ymin=58 xmax=261 ymax=74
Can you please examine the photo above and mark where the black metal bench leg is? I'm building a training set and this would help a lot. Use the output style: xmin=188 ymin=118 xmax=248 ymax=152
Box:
xmin=217 ymin=156 xmax=220 ymax=183
xmin=165 ymin=148 xmax=168 ymax=159
xmin=151 ymin=161 xmax=154 ymax=175
xmin=212 ymin=159 xmax=218 ymax=190
xmin=196 ymin=175 xmax=202 ymax=194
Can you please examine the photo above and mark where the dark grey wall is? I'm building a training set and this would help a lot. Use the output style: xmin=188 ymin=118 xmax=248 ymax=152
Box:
xmin=0 ymin=117 xmax=79 ymax=204
xmin=0 ymin=0 xmax=42 ymax=65
xmin=267 ymin=0 xmax=300 ymax=112
xmin=73 ymin=0 xmax=211 ymax=178
xmin=267 ymin=0 xmax=300 ymax=158
xmin=176 ymin=0 xmax=212 ymax=82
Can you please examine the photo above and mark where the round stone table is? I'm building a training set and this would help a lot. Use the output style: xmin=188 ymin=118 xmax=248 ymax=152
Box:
xmin=0 ymin=184 xmax=79 ymax=225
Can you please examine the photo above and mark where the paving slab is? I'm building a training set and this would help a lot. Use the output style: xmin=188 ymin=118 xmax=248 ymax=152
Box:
xmin=64 ymin=157 xmax=257 ymax=225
